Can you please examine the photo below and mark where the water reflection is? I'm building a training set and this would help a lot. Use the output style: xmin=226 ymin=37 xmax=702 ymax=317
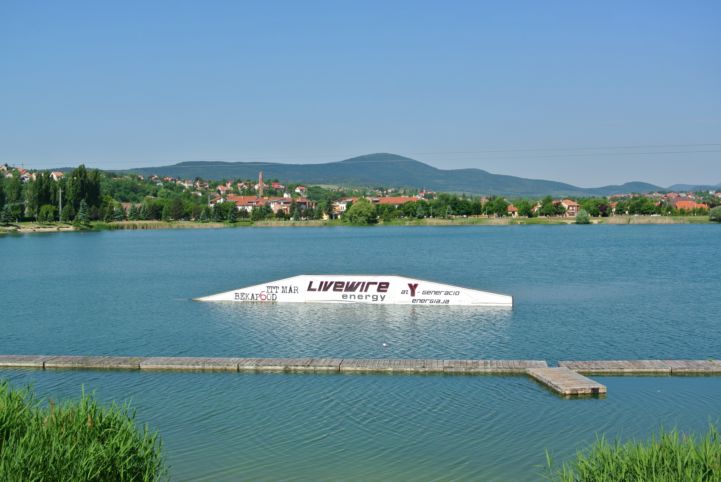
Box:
xmin=203 ymin=303 xmax=513 ymax=358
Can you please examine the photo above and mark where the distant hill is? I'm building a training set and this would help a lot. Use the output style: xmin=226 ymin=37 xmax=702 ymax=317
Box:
xmin=668 ymin=183 xmax=721 ymax=192
xmin=118 ymin=153 xmax=667 ymax=197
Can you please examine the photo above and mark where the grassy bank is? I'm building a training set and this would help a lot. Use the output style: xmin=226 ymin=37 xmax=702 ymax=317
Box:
xmin=0 ymin=215 xmax=712 ymax=235
xmin=546 ymin=426 xmax=721 ymax=481
xmin=0 ymin=382 xmax=166 ymax=481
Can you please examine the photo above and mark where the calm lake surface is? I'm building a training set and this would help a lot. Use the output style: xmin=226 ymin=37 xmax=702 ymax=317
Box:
xmin=2 ymin=225 xmax=720 ymax=480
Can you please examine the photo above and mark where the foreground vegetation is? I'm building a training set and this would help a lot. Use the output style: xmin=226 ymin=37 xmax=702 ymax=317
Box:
xmin=0 ymin=382 xmax=166 ymax=481
xmin=546 ymin=426 xmax=721 ymax=481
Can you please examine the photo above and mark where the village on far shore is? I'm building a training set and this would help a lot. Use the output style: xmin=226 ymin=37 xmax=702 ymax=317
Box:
xmin=1 ymin=163 xmax=719 ymax=230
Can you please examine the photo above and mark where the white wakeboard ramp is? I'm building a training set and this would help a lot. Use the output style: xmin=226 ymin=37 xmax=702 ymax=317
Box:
xmin=196 ymin=275 xmax=512 ymax=307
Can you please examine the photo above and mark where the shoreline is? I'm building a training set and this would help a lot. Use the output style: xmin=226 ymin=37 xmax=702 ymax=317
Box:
xmin=0 ymin=215 xmax=712 ymax=235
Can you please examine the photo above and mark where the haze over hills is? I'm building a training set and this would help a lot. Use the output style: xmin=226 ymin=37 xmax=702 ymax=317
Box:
xmin=116 ymin=153 xmax=713 ymax=197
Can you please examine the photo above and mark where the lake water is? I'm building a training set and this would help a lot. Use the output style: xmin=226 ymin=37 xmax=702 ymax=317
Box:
xmin=2 ymin=225 xmax=720 ymax=480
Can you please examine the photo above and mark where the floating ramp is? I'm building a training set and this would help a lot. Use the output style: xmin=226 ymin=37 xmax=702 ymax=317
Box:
xmin=195 ymin=275 xmax=513 ymax=307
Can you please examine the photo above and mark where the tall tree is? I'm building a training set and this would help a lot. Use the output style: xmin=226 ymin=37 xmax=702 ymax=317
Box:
xmin=539 ymin=196 xmax=557 ymax=217
xmin=65 ymin=165 xmax=103 ymax=210
xmin=0 ymin=177 xmax=5 ymax=210
xmin=168 ymin=197 xmax=185 ymax=220
xmin=38 ymin=205 xmax=57 ymax=224
xmin=226 ymin=204 xmax=237 ymax=223
xmin=516 ymin=199 xmax=535 ymax=217
xmin=66 ymin=165 xmax=89 ymax=211
xmin=0 ymin=204 xmax=12 ymax=225
xmin=74 ymin=199 xmax=90 ymax=226
xmin=128 ymin=204 xmax=139 ymax=220
xmin=199 ymin=206 xmax=210 ymax=222
xmin=60 ymin=204 xmax=75 ymax=223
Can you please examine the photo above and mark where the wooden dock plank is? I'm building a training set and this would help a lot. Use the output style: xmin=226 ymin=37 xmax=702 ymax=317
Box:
xmin=4 ymin=355 xmax=720 ymax=398
xmin=559 ymin=360 xmax=721 ymax=375
xmin=668 ymin=360 xmax=721 ymax=374
xmin=0 ymin=355 xmax=47 ymax=368
xmin=237 ymin=358 xmax=260 ymax=370
xmin=559 ymin=360 xmax=672 ymax=374
xmin=245 ymin=357 xmax=315 ymax=371
xmin=44 ymin=356 xmax=145 ymax=370
xmin=307 ymin=358 xmax=342 ymax=372
xmin=528 ymin=367 xmax=606 ymax=396
xmin=338 ymin=359 xmax=377 ymax=372
xmin=139 ymin=357 xmax=240 ymax=371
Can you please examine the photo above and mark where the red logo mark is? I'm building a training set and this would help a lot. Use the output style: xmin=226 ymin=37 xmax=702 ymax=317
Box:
xmin=408 ymin=283 xmax=418 ymax=297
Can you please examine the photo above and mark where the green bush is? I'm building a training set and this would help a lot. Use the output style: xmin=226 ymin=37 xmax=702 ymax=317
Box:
xmin=344 ymin=198 xmax=378 ymax=225
xmin=710 ymin=206 xmax=721 ymax=223
xmin=38 ymin=204 xmax=57 ymax=224
xmin=546 ymin=426 xmax=721 ymax=481
xmin=0 ymin=382 xmax=166 ymax=481
xmin=575 ymin=209 xmax=591 ymax=225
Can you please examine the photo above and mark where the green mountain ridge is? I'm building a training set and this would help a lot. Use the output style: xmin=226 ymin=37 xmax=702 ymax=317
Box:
xmin=114 ymin=152 xmax=676 ymax=197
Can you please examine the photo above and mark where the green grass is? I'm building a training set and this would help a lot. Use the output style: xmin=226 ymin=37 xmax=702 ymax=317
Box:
xmin=0 ymin=382 xmax=167 ymax=481
xmin=546 ymin=426 xmax=721 ymax=481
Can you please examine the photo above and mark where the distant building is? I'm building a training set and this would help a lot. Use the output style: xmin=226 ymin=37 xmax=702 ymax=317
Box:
xmin=225 ymin=195 xmax=266 ymax=213
xmin=674 ymin=200 xmax=708 ymax=211
xmin=267 ymin=197 xmax=316 ymax=215
xmin=294 ymin=186 xmax=307 ymax=196
xmin=560 ymin=199 xmax=580 ymax=217
xmin=332 ymin=197 xmax=357 ymax=218
xmin=120 ymin=202 xmax=142 ymax=213
xmin=507 ymin=204 xmax=518 ymax=217
xmin=375 ymin=196 xmax=418 ymax=207
xmin=50 ymin=171 xmax=65 ymax=181
xmin=418 ymin=190 xmax=436 ymax=199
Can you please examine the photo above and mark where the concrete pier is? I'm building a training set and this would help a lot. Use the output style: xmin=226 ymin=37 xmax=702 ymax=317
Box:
xmin=2 ymin=355 xmax=720 ymax=397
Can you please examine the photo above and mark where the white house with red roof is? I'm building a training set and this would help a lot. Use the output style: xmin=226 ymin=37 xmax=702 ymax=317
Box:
xmin=560 ymin=199 xmax=580 ymax=216
xmin=375 ymin=196 xmax=418 ymax=207
xmin=225 ymin=195 xmax=267 ymax=213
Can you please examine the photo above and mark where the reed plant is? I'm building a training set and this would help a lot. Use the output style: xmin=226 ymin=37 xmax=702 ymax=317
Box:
xmin=546 ymin=425 xmax=721 ymax=481
xmin=0 ymin=382 xmax=166 ymax=481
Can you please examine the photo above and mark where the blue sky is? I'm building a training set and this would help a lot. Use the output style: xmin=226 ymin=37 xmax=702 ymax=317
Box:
xmin=1 ymin=0 xmax=719 ymax=186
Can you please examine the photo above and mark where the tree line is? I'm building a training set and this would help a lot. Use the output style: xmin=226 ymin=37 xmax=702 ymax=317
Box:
xmin=1 ymin=165 xmax=716 ymax=226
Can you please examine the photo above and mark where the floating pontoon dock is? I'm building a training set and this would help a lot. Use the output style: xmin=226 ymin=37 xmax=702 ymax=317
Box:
xmin=3 ymin=355 xmax=720 ymax=398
